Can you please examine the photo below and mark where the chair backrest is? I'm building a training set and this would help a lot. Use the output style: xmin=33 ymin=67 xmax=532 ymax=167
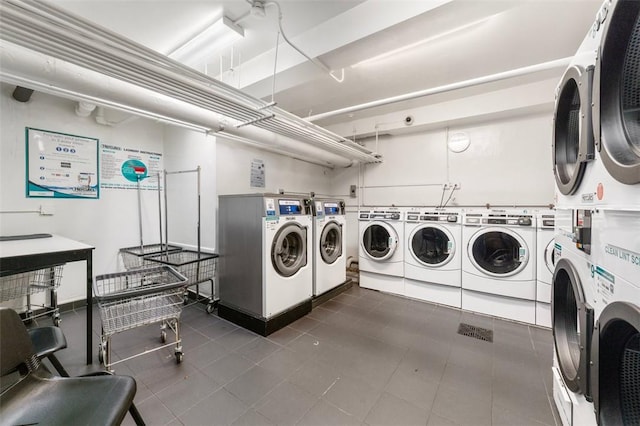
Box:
xmin=0 ymin=308 xmax=36 ymax=376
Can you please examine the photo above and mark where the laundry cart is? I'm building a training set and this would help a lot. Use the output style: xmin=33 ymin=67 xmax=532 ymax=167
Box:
xmin=119 ymin=244 xmax=183 ymax=270
xmin=0 ymin=264 xmax=64 ymax=325
xmin=94 ymin=265 xmax=188 ymax=371
xmin=144 ymin=250 xmax=219 ymax=313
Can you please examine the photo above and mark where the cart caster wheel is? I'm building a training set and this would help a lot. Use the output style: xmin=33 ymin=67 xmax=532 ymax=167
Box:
xmin=98 ymin=342 xmax=107 ymax=364
xmin=53 ymin=314 xmax=61 ymax=327
xmin=160 ymin=330 xmax=167 ymax=343
xmin=206 ymin=303 xmax=215 ymax=314
xmin=175 ymin=351 xmax=183 ymax=364
xmin=183 ymin=294 xmax=189 ymax=305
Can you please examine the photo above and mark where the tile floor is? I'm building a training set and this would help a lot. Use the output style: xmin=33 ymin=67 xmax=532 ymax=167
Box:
xmin=40 ymin=285 xmax=560 ymax=426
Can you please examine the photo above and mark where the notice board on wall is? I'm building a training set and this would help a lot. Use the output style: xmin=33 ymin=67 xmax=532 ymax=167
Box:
xmin=100 ymin=144 xmax=163 ymax=190
xmin=26 ymin=127 xmax=99 ymax=199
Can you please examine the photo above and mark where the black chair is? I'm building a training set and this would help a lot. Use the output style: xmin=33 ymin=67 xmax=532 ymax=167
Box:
xmin=28 ymin=325 xmax=70 ymax=376
xmin=0 ymin=307 xmax=145 ymax=425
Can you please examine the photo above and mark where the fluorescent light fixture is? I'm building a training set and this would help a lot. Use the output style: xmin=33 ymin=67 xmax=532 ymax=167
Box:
xmin=168 ymin=16 xmax=244 ymax=65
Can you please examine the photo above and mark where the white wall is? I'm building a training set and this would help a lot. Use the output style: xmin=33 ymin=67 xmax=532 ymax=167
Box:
xmin=331 ymin=113 xmax=555 ymax=260
xmin=216 ymin=136 xmax=333 ymax=197
xmin=0 ymin=85 xmax=166 ymax=304
xmin=163 ymin=127 xmax=216 ymax=252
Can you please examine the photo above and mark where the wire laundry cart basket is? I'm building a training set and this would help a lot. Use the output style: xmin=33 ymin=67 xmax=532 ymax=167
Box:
xmin=144 ymin=250 xmax=219 ymax=313
xmin=94 ymin=265 xmax=188 ymax=371
xmin=0 ymin=265 xmax=64 ymax=325
xmin=119 ymin=243 xmax=183 ymax=271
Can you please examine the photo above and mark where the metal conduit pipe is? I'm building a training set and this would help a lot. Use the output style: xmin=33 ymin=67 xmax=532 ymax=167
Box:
xmin=305 ymin=57 xmax=573 ymax=122
xmin=0 ymin=42 xmax=355 ymax=167
xmin=0 ymin=0 xmax=378 ymax=163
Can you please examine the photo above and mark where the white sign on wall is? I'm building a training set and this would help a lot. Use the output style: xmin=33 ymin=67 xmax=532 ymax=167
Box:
xmin=251 ymin=158 xmax=265 ymax=188
xmin=26 ymin=127 xmax=99 ymax=199
xmin=100 ymin=144 xmax=163 ymax=190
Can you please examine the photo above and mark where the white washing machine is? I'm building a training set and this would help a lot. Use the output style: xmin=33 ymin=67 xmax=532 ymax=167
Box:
xmin=358 ymin=207 xmax=404 ymax=296
xmin=554 ymin=0 xmax=640 ymax=210
xmin=552 ymin=209 xmax=597 ymax=426
xmin=461 ymin=209 xmax=536 ymax=324
xmin=536 ymin=210 xmax=556 ymax=327
xmin=404 ymin=208 xmax=461 ymax=308
xmin=218 ymin=194 xmax=313 ymax=336
xmin=589 ymin=209 xmax=640 ymax=426
xmin=312 ymin=198 xmax=347 ymax=297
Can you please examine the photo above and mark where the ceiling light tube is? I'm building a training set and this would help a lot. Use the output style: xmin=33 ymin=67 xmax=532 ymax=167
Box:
xmin=168 ymin=16 xmax=244 ymax=65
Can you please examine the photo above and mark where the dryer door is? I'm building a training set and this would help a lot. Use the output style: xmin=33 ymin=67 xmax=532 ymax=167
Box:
xmin=591 ymin=301 xmax=640 ymax=425
xmin=320 ymin=220 xmax=343 ymax=265
xmin=467 ymin=228 xmax=529 ymax=277
xmin=553 ymin=65 xmax=595 ymax=195
xmin=409 ymin=224 xmax=455 ymax=268
xmin=361 ymin=221 xmax=398 ymax=261
xmin=593 ymin=0 xmax=640 ymax=184
xmin=272 ymin=222 xmax=307 ymax=277
xmin=552 ymin=257 xmax=594 ymax=397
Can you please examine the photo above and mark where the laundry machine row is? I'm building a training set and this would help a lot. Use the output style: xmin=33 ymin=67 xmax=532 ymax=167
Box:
xmin=551 ymin=1 xmax=640 ymax=424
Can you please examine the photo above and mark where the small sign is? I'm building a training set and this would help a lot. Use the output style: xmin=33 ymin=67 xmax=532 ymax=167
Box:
xmin=250 ymin=159 xmax=265 ymax=188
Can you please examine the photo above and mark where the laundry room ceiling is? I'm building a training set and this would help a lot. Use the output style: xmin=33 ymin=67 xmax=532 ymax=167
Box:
xmin=54 ymin=0 xmax=602 ymax=128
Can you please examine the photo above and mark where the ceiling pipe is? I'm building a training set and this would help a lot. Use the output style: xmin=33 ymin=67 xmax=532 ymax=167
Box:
xmin=0 ymin=41 xmax=353 ymax=167
xmin=305 ymin=56 xmax=572 ymax=122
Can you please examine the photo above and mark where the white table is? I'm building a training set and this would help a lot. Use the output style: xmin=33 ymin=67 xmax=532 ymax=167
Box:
xmin=0 ymin=234 xmax=95 ymax=364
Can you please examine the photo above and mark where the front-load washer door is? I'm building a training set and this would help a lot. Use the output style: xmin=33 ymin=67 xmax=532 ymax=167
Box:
xmin=553 ymin=65 xmax=595 ymax=195
xmin=320 ymin=220 xmax=343 ymax=265
xmin=544 ymin=239 xmax=556 ymax=276
xmin=410 ymin=224 xmax=455 ymax=268
xmin=361 ymin=221 xmax=398 ymax=261
xmin=272 ymin=222 xmax=307 ymax=277
xmin=591 ymin=301 xmax=640 ymax=425
xmin=467 ymin=228 xmax=529 ymax=277
xmin=552 ymin=257 xmax=594 ymax=397
xmin=593 ymin=0 xmax=640 ymax=184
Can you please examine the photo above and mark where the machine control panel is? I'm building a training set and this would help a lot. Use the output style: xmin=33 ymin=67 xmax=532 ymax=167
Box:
xmin=360 ymin=210 xmax=401 ymax=220
xmin=278 ymin=199 xmax=303 ymax=215
xmin=406 ymin=211 xmax=459 ymax=223
xmin=482 ymin=215 xmax=532 ymax=226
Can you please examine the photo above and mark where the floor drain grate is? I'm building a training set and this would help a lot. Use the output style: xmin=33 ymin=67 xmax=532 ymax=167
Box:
xmin=457 ymin=323 xmax=493 ymax=342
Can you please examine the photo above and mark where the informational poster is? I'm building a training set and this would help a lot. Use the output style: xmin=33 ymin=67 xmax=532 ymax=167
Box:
xmin=250 ymin=158 xmax=265 ymax=188
xmin=26 ymin=127 xmax=99 ymax=199
xmin=100 ymin=144 xmax=163 ymax=190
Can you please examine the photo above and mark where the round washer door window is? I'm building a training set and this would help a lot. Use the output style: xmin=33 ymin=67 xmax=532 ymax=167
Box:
xmin=552 ymin=257 xmax=593 ymax=396
xmin=410 ymin=225 xmax=455 ymax=267
xmin=545 ymin=239 xmax=556 ymax=276
xmin=361 ymin=222 xmax=398 ymax=261
xmin=553 ymin=65 xmax=594 ymax=195
xmin=593 ymin=0 xmax=640 ymax=184
xmin=468 ymin=228 xmax=529 ymax=277
xmin=591 ymin=301 xmax=640 ymax=425
xmin=272 ymin=223 xmax=307 ymax=277
xmin=320 ymin=220 xmax=342 ymax=264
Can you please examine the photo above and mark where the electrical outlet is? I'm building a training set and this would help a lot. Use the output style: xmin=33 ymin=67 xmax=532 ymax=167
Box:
xmin=350 ymin=184 xmax=357 ymax=198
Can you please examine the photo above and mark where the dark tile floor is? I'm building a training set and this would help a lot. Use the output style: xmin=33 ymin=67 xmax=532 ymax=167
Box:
xmin=39 ymin=285 xmax=559 ymax=426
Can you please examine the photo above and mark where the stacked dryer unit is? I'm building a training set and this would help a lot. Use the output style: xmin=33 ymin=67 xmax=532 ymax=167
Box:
xmin=218 ymin=194 xmax=313 ymax=336
xmin=358 ymin=207 xmax=404 ymax=295
xmin=404 ymin=208 xmax=462 ymax=308
xmin=461 ymin=209 xmax=537 ymax=324
xmin=311 ymin=198 xmax=347 ymax=297
xmin=535 ymin=210 xmax=555 ymax=328
xmin=552 ymin=1 xmax=640 ymax=425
